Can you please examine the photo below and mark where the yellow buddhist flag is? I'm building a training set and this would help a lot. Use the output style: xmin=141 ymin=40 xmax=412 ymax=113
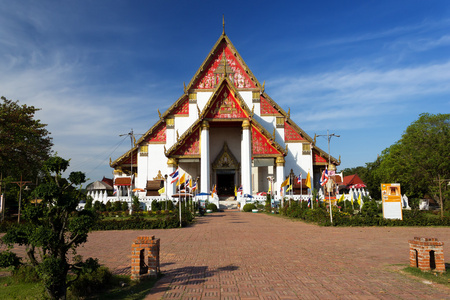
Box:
xmin=286 ymin=184 xmax=292 ymax=192
xmin=351 ymin=193 xmax=354 ymax=204
xmin=305 ymin=171 xmax=311 ymax=189
xmin=280 ymin=177 xmax=289 ymax=188
xmin=357 ymin=193 xmax=362 ymax=206
xmin=234 ymin=186 xmax=237 ymax=197
xmin=177 ymin=173 xmax=185 ymax=186
xmin=158 ymin=187 xmax=165 ymax=194
xmin=268 ymin=182 xmax=271 ymax=193
xmin=339 ymin=193 xmax=345 ymax=202
xmin=189 ymin=177 xmax=193 ymax=189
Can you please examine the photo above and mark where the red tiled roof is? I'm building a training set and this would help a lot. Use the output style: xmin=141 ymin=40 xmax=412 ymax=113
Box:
xmin=343 ymin=174 xmax=365 ymax=186
xmin=115 ymin=177 xmax=132 ymax=186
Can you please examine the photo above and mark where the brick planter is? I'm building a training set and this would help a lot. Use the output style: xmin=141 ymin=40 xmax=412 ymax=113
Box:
xmin=131 ymin=236 xmax=160 ymax=280
xmin=409 ymin=237 xmax=445 ymax=273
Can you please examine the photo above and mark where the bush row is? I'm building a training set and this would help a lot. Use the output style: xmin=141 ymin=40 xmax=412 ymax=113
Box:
xmin=279 ymin=200 xmax=450 ymax=226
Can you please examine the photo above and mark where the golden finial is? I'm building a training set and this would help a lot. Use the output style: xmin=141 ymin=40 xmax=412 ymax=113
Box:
xmin=164 ymin=145 xmax=167 ymax=155
xmin=222 ymin=14 xmax=225 ymax=35
xmin=288 ymin=107 xmax=290 ymax=118
xmin=133 ymin=136 xmax=136 ymax=146
xmin=313 ymin=134 xmax=317 ymax=145
xmin=338 ymin=155 xmax=341 ymax=165
xmin=197 ymin=104 xmax=201 ymax=116
xmin=184 ymin=82 xmax=186 ymax=93
xmin=285 ymin=144 xmax=289 ymax=154
xmin=109 ymin=157 xmax=112 ymax=165
xmin=262 ymin=80 xmax=265 ymax=93
xmin=272 ymin=128 xmax=276 ymax=140
xmin=158 ymin=109 xmax=162 ymax=120
xmin=176 ymin=130 xmax=179 ymax=140
xmin=251 ymin=105 xmax=254 ymax=117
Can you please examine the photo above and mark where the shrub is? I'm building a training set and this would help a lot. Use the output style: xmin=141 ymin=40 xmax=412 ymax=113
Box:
xmin=243 ymin=203 xmax=256 ymax=212
xmin=206 ymin=203 xmax=218 ymax=212
xmin=121 ymin=202 xmax=129 ymax=211
xmin=265 ymin=194 xmax=271 ymax=212
xmin=11 ymin=264 xmax=40 ymax=283
xmin=112 ymin=201 xmax=122 ymax=212
xmin=85 ymin=196 xmax=93 ymax=210
xmin=105 ymin=201 xmax=112 ymax=211
xmin=151 ymin=200 xmax=161 ymax=211
xmin=0 ymin=250 xmax=22 ymax=269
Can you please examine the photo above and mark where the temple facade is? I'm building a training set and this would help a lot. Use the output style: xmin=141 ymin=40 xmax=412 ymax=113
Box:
xmin=110 ymin=28 xmax=339 ymax=204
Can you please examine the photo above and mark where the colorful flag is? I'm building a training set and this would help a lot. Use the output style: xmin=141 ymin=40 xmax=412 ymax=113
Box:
xmin=297 ymin=173 xmax=302 ymax=184
xmin=357 ymin=193 xmax=362 ymax=206
xmin=191 ymin=181 xmax=197 ymax=192
xmin=268 ymin=182 xmax=271 ymax=193
xmin=286 ymin=184 xmax=292 ymax=192
xmin=307 ymin=197 xmax=311 ymax=207
xmin=350 ymin=193 xmax=354 ymax=204
xmin=237 ymin=185 xmax=243 ymax=193
xmin=234 ymin=186 xmax=237 ymax=197
xmin=158 ymin=187 xmax=165 ymax=194
xmin=177 ymin=173 xmax=186 ymax=186
xmin=320 ymin=167 xmax=328 ymax=186
xmin=170 ymin=168 xmax=179 ymax=184
xmin=280 ymin=177 xmax=289 ymax=188
xmin=339 ymin=193 xmax=345 ymax=202
xmin=306 ymin=171 xmax=311 ymax=189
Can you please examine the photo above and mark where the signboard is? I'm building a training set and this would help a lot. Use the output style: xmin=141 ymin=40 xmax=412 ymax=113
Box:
xmin=381 ymin=183 xmax=403 ymax=220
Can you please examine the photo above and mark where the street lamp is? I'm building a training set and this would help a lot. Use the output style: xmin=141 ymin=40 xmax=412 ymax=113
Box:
xmin=315 ymin=130 xmax=340 ymax=224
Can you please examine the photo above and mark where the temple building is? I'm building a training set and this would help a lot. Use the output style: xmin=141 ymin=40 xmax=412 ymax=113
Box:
xmin=110 ymin=26 xmax=339 ymax=203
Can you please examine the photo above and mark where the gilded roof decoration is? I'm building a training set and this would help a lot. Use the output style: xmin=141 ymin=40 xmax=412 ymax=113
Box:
xmin=212 ymin=142 xmax=239 ymax=170
xmin=173 ymin=127 xmax=200 ymax=156
xmin=173 ymin=96 xmax=189 ymax=115
xmin=205 ymin=87 xmax=248 ymax=120
xmin=260 ymin=96 xmax=281 ymax=116
xmin=146 ymin=123 xmax=166 ymax=144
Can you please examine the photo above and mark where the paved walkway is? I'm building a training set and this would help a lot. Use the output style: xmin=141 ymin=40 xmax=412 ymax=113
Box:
xmin=7 ymin=211 xmax=450 ymax=299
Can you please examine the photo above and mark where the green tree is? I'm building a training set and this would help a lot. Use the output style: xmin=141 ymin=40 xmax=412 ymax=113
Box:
xmin=0 ymin=97 xmax=53 ymax=179
xmin=374 ymin=113 xmax=450 ymax=218
xmin=1 ymin=156 xmax=98 ymax=299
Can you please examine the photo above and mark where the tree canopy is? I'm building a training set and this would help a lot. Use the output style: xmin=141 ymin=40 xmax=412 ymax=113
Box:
xmin=0 ymin=96 xmax=53 ymax=179
xmin=2 ymin=156 xmax=98 ymax=299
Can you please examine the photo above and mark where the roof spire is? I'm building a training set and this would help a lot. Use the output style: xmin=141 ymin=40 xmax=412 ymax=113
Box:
xmin=222 ymin=14 xmax=225 ymax=35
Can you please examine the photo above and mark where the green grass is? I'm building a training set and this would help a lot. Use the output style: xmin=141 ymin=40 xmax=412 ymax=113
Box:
xmin=0 ymin=272 xmax=159 ymax=300
xmin=0 ymin=276 xmax=44 ymax=299
xmin=403 ymin=266 xmax=450 ymax=286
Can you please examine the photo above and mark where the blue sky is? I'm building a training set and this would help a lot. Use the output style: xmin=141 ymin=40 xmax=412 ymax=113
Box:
xmin=1 ymin=1 xmax=449 ymax=182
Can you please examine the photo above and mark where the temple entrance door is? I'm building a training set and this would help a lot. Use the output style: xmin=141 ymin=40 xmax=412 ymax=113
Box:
xmin=217 ymin=172 xmax=235 ymax=196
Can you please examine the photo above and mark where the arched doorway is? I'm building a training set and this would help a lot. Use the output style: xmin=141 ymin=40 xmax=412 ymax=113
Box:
xmin=212 ymin=142 xmax=240 ymax=197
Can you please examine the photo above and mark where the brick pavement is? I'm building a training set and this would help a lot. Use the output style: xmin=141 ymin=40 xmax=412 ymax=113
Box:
xmin=6 ymin=211 xmax=450 ymax=299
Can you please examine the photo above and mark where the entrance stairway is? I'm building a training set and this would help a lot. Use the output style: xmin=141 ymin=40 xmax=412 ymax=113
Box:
xmin=219 ymin=196 xmax=238 ymax=210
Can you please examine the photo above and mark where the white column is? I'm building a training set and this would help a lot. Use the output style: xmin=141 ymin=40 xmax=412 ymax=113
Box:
xmin=167 ymin=158 xmax=178 ymax=199
xmin=276 ymin=157 xmax=285 ymax=202
xmin=241 ymin=120 xmax=252 ymax=195
xmin=200 ymin=121 xmax=210 ymax=193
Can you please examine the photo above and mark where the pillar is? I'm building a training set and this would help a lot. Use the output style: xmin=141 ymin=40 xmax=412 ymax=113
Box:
xmin=276 ymin=156 xmax=285 ymax=203
xmin=167 ymin=158 xmax=178 ymax=199
xmin=241 ymin=120 xmax=252 ymax=195
xmin=200 ymin=120 xmax=210 ymax=193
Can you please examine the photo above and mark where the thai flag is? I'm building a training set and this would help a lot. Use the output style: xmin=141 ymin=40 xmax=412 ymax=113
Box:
xmin=320 ymin=167 xmax=328 ymax=186
xmin=307 ymin=198 xmax=311 ymax=207
xmin=297 ymin=173 xmax=302 ymax=184
xmin=170 ymin=169 xmax=179 ymax=184
xmin=237 ymin=185 xmax=243 ymax=193
xmin=191 ymin=182 xmax=197 ymax=191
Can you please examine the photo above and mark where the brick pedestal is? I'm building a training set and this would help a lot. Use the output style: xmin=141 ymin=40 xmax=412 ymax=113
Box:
xmin=409 ymin=237 xmax=445 ymax=273
xmin=131 ymin=236 xmax=160 ymax=280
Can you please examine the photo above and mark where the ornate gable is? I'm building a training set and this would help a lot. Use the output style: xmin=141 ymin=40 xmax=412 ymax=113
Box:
xmin=146 ymin=123 xmax=166 ymax=144
xmin=172 ymin=96 xmax=189 ymax=116
xmin=193 ymin=41 xmax=256 ymax=90
xmin=260 ymin=96 xmax=281 ymax=116
xmin=204 ymin=81 xmax=249 ymax=120
xmin=252 ymin=125 xmax=283 ymax=156
xmin=122 ymin=151 xmax=138 ymax=165
xmin=172 ymin=126 xmax=200 ymax=157
xmin=313 ymin=152 xmax=327 ymax=164
xmin=285 ymin=121 xmax=304 ymax=142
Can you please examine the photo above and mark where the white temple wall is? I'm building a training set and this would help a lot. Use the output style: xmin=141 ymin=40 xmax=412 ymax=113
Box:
xmin=285 ymin=142 xmax=310 ymax=178
xmin=197 ymin=91 xmax=213 ymax=111
xmin=166 ymin=126 xmax=176 ymax=149
xmin=137 ymin=149 xmax=148 ymax=189
xmin=174 ymin=116 xmax=193 ymax=139
xmin=140 ymin=144 xmax=167 ymax=187
xmin=238 ymin=91 xmax=252 ymax=110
